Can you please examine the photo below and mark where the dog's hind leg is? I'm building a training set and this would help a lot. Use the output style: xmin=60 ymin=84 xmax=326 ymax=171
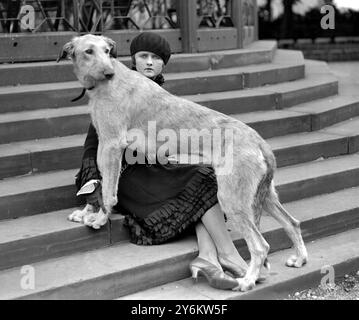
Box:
xmin=231 ymin=213 xmax=270 ymax=291
xmin=216 ymin=172 xmax=270 ymax=292
xmin=264 ymin=184 xmax=308 ymax=268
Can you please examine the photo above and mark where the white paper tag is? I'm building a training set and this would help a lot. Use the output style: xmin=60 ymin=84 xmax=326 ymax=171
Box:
xmin=76 ymin=179 xmax=101 ymax=196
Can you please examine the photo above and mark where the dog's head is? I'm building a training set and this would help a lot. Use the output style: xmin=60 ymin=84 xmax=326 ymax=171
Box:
xmin=57 ymin=34 xmax=117 ymax=89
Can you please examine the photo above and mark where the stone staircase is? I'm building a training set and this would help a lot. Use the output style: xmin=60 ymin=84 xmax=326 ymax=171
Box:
xmin=0 ymin=40 xmax=359 ymax=300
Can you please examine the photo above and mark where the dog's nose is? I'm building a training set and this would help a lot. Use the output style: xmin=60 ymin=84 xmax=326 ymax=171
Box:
xmin=105 ymin=72 xmax=114 ymax=80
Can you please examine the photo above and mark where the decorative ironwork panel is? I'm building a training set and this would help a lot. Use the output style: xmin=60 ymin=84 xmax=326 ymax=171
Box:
xmin=0 ymin=0 xmax=76 ymax=33
xmin=121 ymin=0 xmax=178 ymax=30
xmin=0 ymin=0 xmax=259 ymax=62
xmin=0 ymin=0 xmax=178 ymax=33
xmin=196 ymin=0 xmax=234 ymax=28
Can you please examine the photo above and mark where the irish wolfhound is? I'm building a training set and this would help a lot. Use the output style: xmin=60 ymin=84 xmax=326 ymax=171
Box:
xmin=58 ymin=34 xmax=308 ymax=292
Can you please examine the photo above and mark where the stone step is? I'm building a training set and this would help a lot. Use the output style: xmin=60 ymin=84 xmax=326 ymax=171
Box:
xmin=0 ymin=152 xmax=358 ymax=221
xmin=0 ymin=62 xmax=305 ymax=114
xmin=235 ymin=95 xmax=359 ymax=138
xmin=290 ymin=95 xmax=359 ymax=130
xmin=0 ymin=41 xmax=277 ymax=86
xmin=274 ymin=153 xmax=359 ymax=203
xmin=121 ymin=227 xmax=359 ymax=300
xmin=0 ymin=77 xmax=341 ymax=145
xmin=262 ymin=74 xmax=338 ymax=109
xmin=0 ymin=208 xmax=126 ymax=271
xmin=267 ymin=130 xmax=352 ymax=168
xmin=0 ymin=135 xmax=85 ymax=179
xmin=1 ymin=184 xmax=358 ymax=273
xmin=322 ymin=117 xmax=359 ymax=153
xmin=236 ymin=109 xmax=312 ymax=139
xmin=1 ymin=189 xmax=359 ymax=299
xmin=1 ymin=115 xmax=357 ymax=180
xmin=167 ymin=62 xmax=305 ymax=96
xmin=184 ymin=72 xmax=338 ymax=114
xmin=0 ymin=107 xmax=298 ymax=145
xmin=0 ymin=106 xmax=90 ymax=144
xmin=0 ymin=169 xmax=81 ymax=221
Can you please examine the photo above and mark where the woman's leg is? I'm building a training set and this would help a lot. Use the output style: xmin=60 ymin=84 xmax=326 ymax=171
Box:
xmin=192 ymin=220 xmax=241 ymax=290
xmin=200 ymin=203 xmax=248 ymax=271
xmin=195 ymin=222 xmax=222 ymax=270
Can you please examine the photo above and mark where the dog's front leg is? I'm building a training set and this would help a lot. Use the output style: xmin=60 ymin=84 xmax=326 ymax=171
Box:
xmin=99 ymin=141 xmax=125 ymax=217
xmin=84 ymin=138 xmax=125 ymax=230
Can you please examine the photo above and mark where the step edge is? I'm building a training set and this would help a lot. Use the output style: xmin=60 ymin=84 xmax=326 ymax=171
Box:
xmin=120 ymin=228 xmax=359 ymax=300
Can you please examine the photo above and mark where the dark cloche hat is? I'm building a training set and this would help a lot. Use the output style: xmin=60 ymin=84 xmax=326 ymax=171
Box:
xmin=130 ymin=32 xmax=171 ymax=65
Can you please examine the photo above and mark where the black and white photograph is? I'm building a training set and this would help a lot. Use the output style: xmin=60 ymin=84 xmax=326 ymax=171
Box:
xmin=0 ymin=0 xmax=358 ymax=305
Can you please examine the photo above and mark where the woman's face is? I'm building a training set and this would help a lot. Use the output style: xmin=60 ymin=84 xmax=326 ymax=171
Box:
xmin=134 ymin=51 xmax=164 ymax=78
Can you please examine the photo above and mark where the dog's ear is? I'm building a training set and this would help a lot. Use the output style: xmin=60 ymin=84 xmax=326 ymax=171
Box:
xmin=104 ymin=37 xmax=117 ymax=59
xmin=57 ymin=40 xmax=75 ymax=63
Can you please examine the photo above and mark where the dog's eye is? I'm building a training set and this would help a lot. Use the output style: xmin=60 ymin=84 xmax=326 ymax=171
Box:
xmin=105 ymin=49 xmax=110 ymax=54
xmin=85 ymin=49 xmax=93 ymax=54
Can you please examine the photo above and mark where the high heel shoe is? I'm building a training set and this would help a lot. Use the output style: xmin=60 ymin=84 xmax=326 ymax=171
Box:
xmin=189 ymin=257 xmax=239 ymax=290
xmin=218 ymin=255 xmax=247 ymax=278
xmin=218 ymin=255 xmax=268 ymax=283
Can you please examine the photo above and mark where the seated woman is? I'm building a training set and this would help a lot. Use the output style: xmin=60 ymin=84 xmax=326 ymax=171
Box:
xmin=75 ymin=32 xmax=249 ymax=290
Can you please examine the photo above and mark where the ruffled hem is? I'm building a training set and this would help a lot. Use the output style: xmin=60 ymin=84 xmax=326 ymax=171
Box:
xmin=123 ymin=166 xmax=218 ymax=245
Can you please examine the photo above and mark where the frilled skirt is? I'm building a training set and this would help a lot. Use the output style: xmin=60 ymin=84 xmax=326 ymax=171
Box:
xmin=113 ymin=163 xmax=218 ymax=245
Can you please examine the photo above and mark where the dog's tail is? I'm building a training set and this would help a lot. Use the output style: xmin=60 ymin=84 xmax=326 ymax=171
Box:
xmin=252 ymin=142 xmax=276 ymax=228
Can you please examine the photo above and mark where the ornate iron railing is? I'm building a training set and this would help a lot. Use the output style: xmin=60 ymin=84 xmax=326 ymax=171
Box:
xmin=197 ymin=0 xmax=234 ymax=28
xmin=0 ymin=0 xmax=179 ymax=33
xmin=0 ymin=0 xmax=257 ymax=33
xmin=0 ymin=0 xmax=258 ymax=62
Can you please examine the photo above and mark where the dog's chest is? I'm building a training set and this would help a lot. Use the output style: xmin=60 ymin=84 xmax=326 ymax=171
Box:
xmin=89 ymin=97 xmax=124 ymax=133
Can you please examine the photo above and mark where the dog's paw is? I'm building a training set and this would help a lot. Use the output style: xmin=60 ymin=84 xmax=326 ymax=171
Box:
xmin=83 ymin=212 xmax=98 ymax=226
xmin=286 ymin=255 xmax=307 ymax=268
xmin=232 ymin=277 xmax=256 ymax=292
xmin=83 ymin=210 xmax=108 ymax=230
xmin=68 ymin=209 xmax=86 ymax=223
xmin=90 ymin=215 xmax=108 ymax=229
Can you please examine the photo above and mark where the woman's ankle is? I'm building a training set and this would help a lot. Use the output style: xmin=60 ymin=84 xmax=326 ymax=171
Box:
xmin=218 ymin=250 xmax=239 ymax=261
xmin=197 ymin=253 xmax=222 ymax=270
xmin=218 ymin=251 xmax=248 ymax=269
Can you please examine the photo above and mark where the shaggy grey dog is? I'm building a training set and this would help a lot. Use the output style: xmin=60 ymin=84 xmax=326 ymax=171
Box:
xmin=59 ymin=34 xmax=308 ymax=292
